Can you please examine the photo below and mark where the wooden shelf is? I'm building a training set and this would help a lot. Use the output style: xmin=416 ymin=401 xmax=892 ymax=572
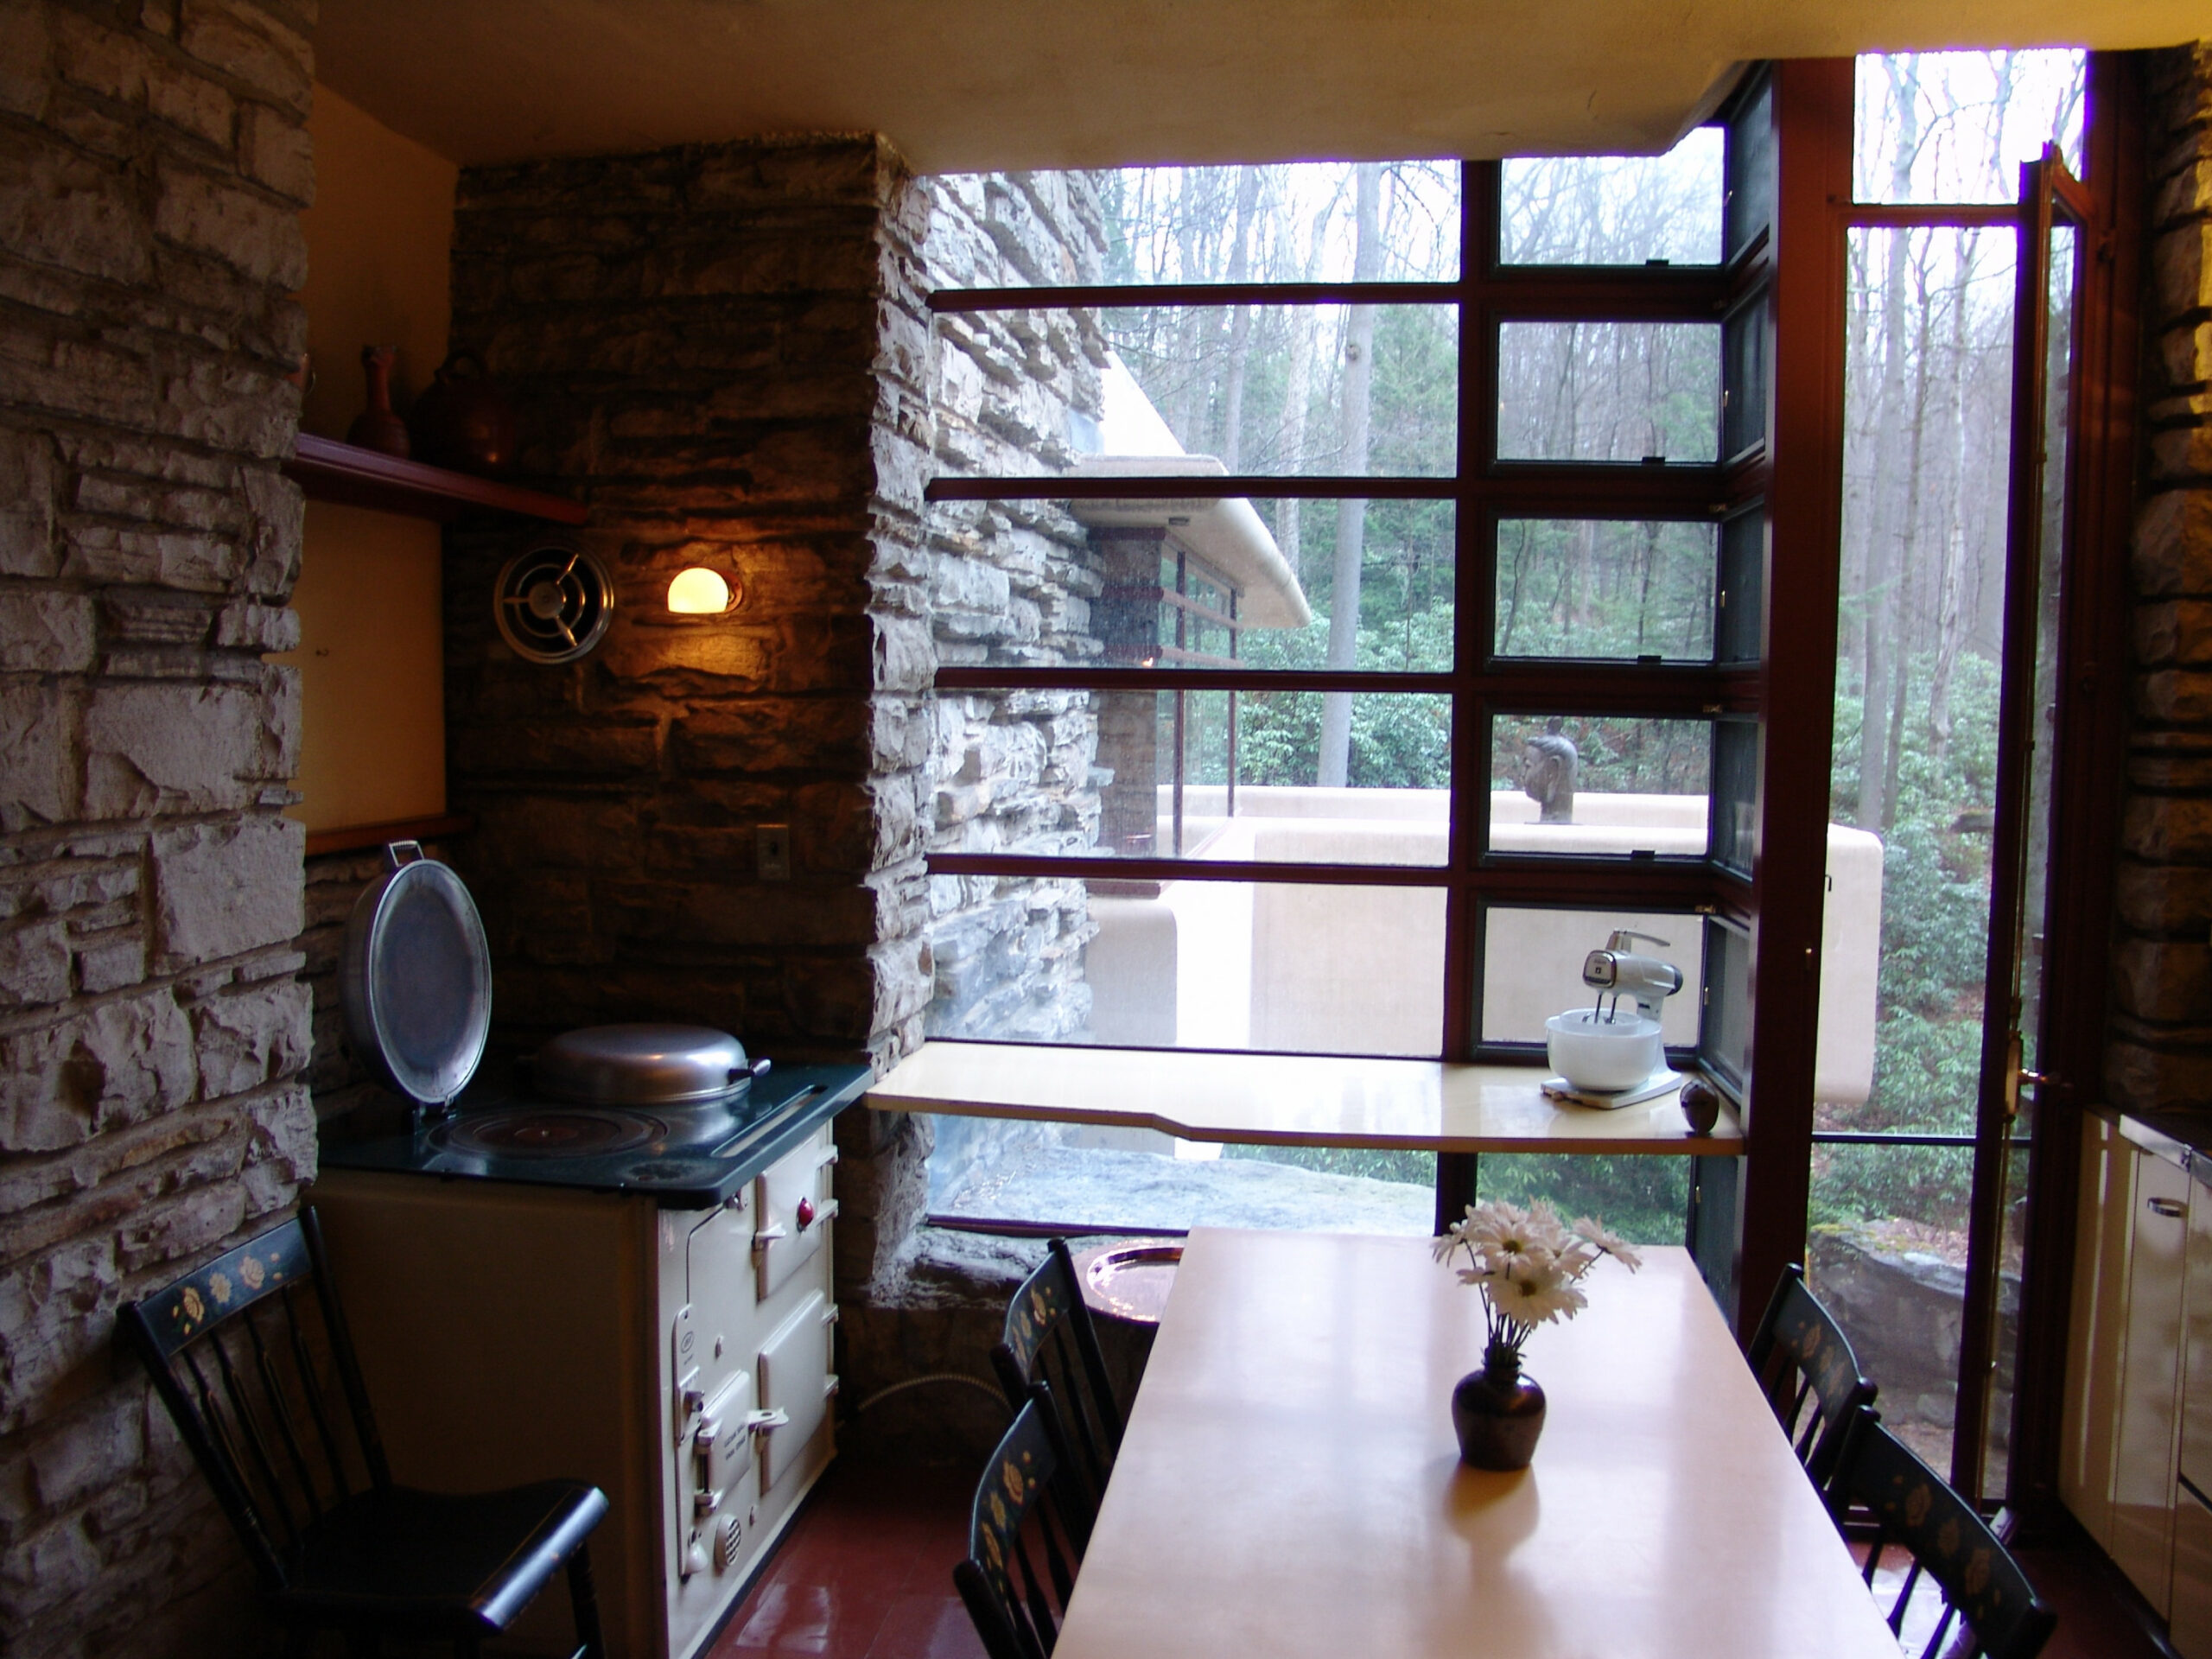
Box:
xmin=285 ymin=434 xmax=587 ymax=525
xmin=303 ymin=813 xmax=476 ymax=859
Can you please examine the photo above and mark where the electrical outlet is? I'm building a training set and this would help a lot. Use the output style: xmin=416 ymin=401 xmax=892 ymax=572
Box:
xmin=757 ymin=823 xmax=791 ymax=881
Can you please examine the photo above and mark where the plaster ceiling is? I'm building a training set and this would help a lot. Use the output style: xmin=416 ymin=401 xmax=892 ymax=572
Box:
xmin=315 ymin=0 xmax=2207 ymax=174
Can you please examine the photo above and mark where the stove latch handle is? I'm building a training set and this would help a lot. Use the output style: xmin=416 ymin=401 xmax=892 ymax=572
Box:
xmin=746 ymin=1407 xmax=789 ymax=1439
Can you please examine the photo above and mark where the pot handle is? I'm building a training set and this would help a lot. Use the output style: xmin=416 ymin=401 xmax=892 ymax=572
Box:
xmin=383 ymin=840 xmax=424 ymax=871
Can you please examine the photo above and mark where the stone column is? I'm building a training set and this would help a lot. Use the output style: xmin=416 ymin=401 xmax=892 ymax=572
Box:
xmin=2113 ymin=43 xmax=2212 ymax=1115
xmin=0 ymin=3 xmax=317 ymax=1654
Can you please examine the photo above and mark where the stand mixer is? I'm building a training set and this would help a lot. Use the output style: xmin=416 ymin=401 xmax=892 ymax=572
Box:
xmin=1546 ymin=930 xmax=1685 ymax=1095
xmin=1580 ymin=930 xmax=1684 ymax=1022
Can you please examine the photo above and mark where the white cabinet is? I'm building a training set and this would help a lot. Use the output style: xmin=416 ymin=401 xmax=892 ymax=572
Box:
xmin=2113 ymin=1153 xmax=2191 ymax=1616
xmin=2062 ymin=1115 xmax=2134 ymax=1550
xmin=2176 ymin=1186 xmax=2212 ymax=1659
xmin=2060 ymin=1113 xmax=2195 ymax=1623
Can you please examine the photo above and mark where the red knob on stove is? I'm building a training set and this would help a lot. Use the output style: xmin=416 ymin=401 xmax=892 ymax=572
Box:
xmin=796 ymin=1198 xmax=816 ymax=1230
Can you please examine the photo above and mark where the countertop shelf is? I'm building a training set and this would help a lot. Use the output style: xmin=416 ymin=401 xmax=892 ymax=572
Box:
xmin=285 ymin=434 xmax=588 ymax=525
xmin=868 ymin=1040 xmax=1741 ymax=1155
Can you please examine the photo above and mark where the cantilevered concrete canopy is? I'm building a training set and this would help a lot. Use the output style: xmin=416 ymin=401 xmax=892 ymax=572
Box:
xmin=316 ymin=0 xmax=2202 ymax=173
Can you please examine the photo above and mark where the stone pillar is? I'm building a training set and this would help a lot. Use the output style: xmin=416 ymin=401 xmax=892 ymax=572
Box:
xmin=0 ymin=3 xmax=317 ymax=1654
xmin=437 ymin=139 xmax=939 ymax=1294
xmin=2113 ymin=43 xmax=2212 ymax=1115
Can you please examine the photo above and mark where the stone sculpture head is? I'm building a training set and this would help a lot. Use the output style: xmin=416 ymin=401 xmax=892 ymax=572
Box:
xmin=1521 ymin=731 xmax=1579 ymax=824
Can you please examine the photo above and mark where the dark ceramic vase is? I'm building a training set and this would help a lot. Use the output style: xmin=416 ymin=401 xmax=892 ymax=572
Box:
xmin=1451 ymin=1358 xmax=1547 ymax=1471
xmin=346 ymin=345 xmax=410 ymax=457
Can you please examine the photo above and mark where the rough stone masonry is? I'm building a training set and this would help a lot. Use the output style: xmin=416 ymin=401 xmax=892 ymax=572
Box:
xmin=0 ymin=2 xmax=317 ymax=1655
xmin=2113 ymin=42 xmax=2212 ymax=1116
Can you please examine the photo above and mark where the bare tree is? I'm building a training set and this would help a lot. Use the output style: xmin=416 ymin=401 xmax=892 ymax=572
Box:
xmin=1318 ymin=163 xmax=1382 ymax=787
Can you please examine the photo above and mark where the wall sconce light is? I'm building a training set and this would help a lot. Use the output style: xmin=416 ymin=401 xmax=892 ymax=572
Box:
xmin=667 ymin=566 xmax=740 ymax=615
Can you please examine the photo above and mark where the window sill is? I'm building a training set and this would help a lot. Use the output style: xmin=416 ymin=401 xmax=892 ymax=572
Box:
xmin=867 ymin=1041 xmax=1740 ymax=1156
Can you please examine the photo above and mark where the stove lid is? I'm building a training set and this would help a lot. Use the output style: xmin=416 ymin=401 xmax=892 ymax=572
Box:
xmin=533 ymin=1023 xmax=755 ymax=1109
xmin=340 ymin=842 xmax=493 ymax=1109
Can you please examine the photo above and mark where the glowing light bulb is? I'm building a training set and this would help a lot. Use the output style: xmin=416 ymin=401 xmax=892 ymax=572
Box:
xmin=667 ymin=567 xmax=731 ymax=614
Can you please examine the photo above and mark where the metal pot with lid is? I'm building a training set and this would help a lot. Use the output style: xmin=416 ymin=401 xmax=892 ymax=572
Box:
xmin=531 ymin=1024 xmax=769 ymax=1109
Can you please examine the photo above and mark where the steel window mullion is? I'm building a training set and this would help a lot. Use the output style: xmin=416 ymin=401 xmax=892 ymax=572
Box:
xmin=929 ymin=280 xmax=1461 ymax=312
xmin=925 ymin=474 xmax=1458 ymax=503
xmin=934 ymin=666 xmax=1459 ymax=694
xmin=1479 ymin=288 xmax=1729 ymax=323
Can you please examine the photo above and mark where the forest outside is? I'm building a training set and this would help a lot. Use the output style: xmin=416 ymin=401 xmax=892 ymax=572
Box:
xmin=929 ymin=48 xmax=2087 ymax=1258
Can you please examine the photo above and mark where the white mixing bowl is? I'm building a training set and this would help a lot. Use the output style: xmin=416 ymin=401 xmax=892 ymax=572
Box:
xmin=1545 ymin=1008 xmax=1664 ymax=1093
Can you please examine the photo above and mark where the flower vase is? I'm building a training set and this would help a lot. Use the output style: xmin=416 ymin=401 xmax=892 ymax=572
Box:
xmin=1451 ymin=1352 xmax=1547 ymax=1471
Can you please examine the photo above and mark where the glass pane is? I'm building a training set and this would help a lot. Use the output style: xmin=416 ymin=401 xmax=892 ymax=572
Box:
xmin=934 ymin=162 xmax=1461 ymax=288
xmin=1984 ymin=224 xmax=2078 ymax=1507
xmin=1476 ymin=1154 xmax=1689 ymax=1248
xmin=928 ymin=1110 xmax=1435 ymax=1236
xmin=1853 ymin=50 xmax=2086 ymax=205
xmin=1824 ymin=224 xmax=2016 ymax=1136
xmin=1478 ymin=906 xmax=1707 ymax=1048
xmin=1492 ymin=519 xmax=1715 ymax=660
xmin=1713 ymin=718 xmax=1756 ymax=876
xmin=925 ymin=875 xmax=1446 ymax=1054
xmin=1808 ymin=1141 xmax=1976 ymax=1474
xmin=1101 ymin=304 xmax=1458 ymax=475
xmin=1076 ymin=690 xmax=1450 ymax=862
xmin=1726 ymin=72 xmax=1777 ymax=264
xmin=935 ymin=495 xmax=1456 ymax=675
xmin=1982 ymin=1141 xmax=2031 ymax=1499
xmin=1496 ymin=322 xmax=1719 ymax=462
xmin=1490 ymin=715 xmax=1711 ymax=855
xmin=1723 ymin=291 xmax=1768 ymax=459
xmin=1701 ymin=916 xmax=1751 ymax=1090
xmin=1499 ymin=128 xmax=1725 ymax=266
xmin=2017 ymin=225 xmax=2075 ymax=1101
xmin=1717 ymin=508 xmax=1763 ymax=664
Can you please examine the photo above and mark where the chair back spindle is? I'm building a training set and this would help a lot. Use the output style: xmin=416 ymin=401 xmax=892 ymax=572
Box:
xmin=956 ymin=1397 xmax=1090 ymax=1659
xmin=1832 ymin=1408 xmax=2054 ymax=1659
xmin=992 ymin=1238 xmax=1123 ymax=1522
xmin=119 ymin=1212 xmax=383 ymax=1590
xmin=1745 ymin=1262 xmax=1877 ymax=1492
xmin=122 ymin=1210 xmax=608 ymax=1657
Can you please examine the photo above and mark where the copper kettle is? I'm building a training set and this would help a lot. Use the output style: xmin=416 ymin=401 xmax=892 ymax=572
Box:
xmin=407 ymin=347 xmax=518 ymax=474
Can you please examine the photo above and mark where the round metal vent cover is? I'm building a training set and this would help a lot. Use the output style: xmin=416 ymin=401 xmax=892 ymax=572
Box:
xmin=494 ymin=542 xmax=613 ymax=664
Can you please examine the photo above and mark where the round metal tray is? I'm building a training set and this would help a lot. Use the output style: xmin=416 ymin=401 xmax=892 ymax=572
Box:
xmin=340 ymin=846 xmax=493 ymax=1109
xmin=1073 ymin=1239 xmax=1185 ymax=1326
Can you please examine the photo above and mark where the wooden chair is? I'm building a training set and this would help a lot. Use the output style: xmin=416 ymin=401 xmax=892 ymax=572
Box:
xmin=1745 ymin=1262 xmax=1878 ymax=1491
xmin=991 ymin=1237 xmax=1123 ymax=1522
xmin=119 ymin=1211 xmax=608 ymax=1659
xmin=954 ymin=1394 xmax=1091 ymax=1659
xmin=1832 ymin=1408 xmax=2055 ymax=1659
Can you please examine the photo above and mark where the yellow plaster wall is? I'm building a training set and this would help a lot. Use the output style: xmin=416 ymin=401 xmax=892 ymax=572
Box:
xmin=280 ymin=85 xmax=459 ymax=835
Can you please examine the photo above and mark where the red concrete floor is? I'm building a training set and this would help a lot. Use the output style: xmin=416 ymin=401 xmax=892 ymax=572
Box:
xmin=708 ymin=1458 xmax=987 ymax=1659
xmin=715 ymin=1456 xmax=2170 ymax=1659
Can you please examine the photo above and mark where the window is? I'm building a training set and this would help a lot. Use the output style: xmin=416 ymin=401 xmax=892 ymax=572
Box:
xmin=1817 ymin=47 xmax=2088 ymax=1499
xmin=919 ymin=136 xmax=1765 ymax=1237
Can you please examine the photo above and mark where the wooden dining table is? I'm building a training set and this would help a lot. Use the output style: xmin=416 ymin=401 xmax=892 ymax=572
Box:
xmin=1052 ymin=1229 xmax=1902 ymax=1659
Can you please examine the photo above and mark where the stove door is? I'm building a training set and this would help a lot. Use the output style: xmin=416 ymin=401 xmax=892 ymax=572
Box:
xmin=757 ymin=1290 xmax=836 ymax=1497
xmin=754 ymin=1139 xmax=837 ymax=1301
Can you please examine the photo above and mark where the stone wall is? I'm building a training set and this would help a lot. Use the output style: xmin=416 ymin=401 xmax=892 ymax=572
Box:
xmin=438 ymin=137 xmax=941 ymax=1294
xmin=918 ymin=171 xmax=1109 ymax=1046
xmin=0 ymin=2 xmax=317 ymax=1654
xmin=2113 ymin=43 xmax=2212 ymax=1114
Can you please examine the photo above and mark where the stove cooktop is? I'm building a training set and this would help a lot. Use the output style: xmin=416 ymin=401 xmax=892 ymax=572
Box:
xmin=318 ymin=1063 xmax=872 ymax=1208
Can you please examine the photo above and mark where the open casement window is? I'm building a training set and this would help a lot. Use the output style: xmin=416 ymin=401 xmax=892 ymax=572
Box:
xmin=922 ymin=122 xmax=1769 ymax=1249
xmin=1805 ymin=50 xmax=2112 ymax=1516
